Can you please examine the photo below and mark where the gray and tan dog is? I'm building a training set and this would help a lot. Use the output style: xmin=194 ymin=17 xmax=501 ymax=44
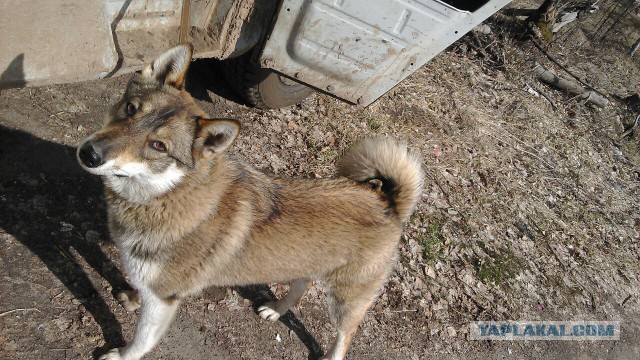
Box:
xmin=77 ymin=44 xmax=424 ymax=360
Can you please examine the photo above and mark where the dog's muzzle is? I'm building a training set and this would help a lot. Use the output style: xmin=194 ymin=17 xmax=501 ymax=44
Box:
xmin=78 ymin=141 xmax=105 ymax=168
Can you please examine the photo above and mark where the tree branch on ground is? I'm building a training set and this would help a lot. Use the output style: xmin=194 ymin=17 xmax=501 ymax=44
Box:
xmin=533 ymin=62 xmax=609 ymax=108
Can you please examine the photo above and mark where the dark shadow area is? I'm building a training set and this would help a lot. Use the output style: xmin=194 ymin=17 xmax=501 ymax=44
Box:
xmin=440 ymin=0 xmax=489 ymax=12
xmin=186 ymin=57 xmax=248 ymax=106
xmin=1 ymin=53 xmax=26 ymax=89
xmin=235 ymin=284 xmax=325 ymax=360
xmin=0 ymin=126 xmax=130 ymax=358
xmin=501 ymin=8 xmax=536 ymax=17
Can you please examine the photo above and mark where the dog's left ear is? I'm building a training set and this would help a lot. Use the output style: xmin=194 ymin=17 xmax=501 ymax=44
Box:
xmin=194 ymin=118 xmax=240 ymax=159
xmin=141 ymin=44 xmax=193 ymax=89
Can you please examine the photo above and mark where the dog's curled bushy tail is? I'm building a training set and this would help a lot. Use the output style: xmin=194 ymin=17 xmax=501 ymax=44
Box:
xmin=337 ymin=137 xmax=424 ymax=223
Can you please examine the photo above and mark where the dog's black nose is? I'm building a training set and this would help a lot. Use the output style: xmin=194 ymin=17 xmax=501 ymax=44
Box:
xmin=78 ymin=142 xmax=104 ymax=168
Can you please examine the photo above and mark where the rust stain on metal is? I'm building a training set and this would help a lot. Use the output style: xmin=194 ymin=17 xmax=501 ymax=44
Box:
xmin=219 ymin=0 xmax=255 ymax=58
xmin=191 ymin=0 xmax=256 ymax=59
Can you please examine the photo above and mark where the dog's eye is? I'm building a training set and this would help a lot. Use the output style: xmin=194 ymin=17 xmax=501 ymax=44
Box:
xmin=126 ymin=102 xmax=137 ymax=117
xmin=149 ymin=140 xmax=167 ymax=152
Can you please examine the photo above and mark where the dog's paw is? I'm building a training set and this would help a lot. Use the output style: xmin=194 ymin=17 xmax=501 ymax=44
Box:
xmin=98 ymin=348 xmax=123 ymax=360
xmin=258 ymin=303 xmax=284 ymax=322
xmin=116 ymin=290 xmax=141 ymax=312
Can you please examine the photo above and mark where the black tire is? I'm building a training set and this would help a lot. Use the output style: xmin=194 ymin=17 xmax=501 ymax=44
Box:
xmin=222 ymin=51 xmax=314 ymax=109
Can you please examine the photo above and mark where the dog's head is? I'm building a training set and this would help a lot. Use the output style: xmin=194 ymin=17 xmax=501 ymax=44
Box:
xmin=77 ymin=44 xmax=240 ymax=203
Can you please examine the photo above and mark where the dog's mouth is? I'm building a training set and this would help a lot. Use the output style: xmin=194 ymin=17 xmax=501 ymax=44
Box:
xmin=110 ymin=170 xmax=133 ymax=178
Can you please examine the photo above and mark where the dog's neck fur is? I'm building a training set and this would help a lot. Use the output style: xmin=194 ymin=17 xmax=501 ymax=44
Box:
xmin=104 ymin=152 xmax=286 ymax=298
xmin=105 ymin=153 xmax=278 ymax=255
xmin=106 ymin=156 xmax=235 ymax=248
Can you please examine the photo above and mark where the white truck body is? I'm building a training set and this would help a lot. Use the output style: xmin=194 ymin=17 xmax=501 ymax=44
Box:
xmin=0 ymin=0 xmax=512 ymax=106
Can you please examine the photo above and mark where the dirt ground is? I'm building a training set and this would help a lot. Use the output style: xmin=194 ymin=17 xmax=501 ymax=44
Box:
xmin=1 ymin=1 xmax=639 ymax=359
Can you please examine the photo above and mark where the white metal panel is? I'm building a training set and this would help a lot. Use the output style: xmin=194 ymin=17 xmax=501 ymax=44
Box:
xmin=115 ymin=0 xmax=181 ymax=31
xmin=0 ymin=0 xmax=185 ymax=88
xmin=0 ymin=0 xmax=118 ymax=88
xmin=261 ymin=0 xmax=512 ymax=105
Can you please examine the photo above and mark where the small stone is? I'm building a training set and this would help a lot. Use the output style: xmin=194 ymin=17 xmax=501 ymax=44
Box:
xmin=87 ymin=335 xmax=101 ymax=344
xmin=288 ymin=121 xmax=300 ymax=131
xmin=432 ymin=300 xmax=448 ymax=311
xmin=373 ymin=303 xmax=384 ymax=315
xmin=447 ymin=326 xmax=457 ymax=337
xmin=326 ymin=133 xmax=336 ymax=145
xmin=53 ymin=317 xmax=72 ymax=331
xmin=60 ymin=222 xmax=74 ymax=232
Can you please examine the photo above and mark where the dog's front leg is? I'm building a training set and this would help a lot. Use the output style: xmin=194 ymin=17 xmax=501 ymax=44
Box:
xmin=100 ymin=288 xmax=180 ymax=360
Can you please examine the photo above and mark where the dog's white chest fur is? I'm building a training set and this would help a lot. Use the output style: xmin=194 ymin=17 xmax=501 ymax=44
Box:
xmin=117 ymin=231 xmax=162 ymax=287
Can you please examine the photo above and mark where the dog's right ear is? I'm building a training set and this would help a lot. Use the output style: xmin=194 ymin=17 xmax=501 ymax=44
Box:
xmin=194 ymin=119 xmax=240 ymax=159
xmin=141 ymin=44 xmax=193 ymax=89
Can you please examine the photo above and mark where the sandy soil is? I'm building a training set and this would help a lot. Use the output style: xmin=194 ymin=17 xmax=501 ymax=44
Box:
xmin=1 ymin=1 xmax=639 ymax=359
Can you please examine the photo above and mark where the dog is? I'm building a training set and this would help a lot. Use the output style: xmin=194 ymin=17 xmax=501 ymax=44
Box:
xmin=77 ymin=44 xmax=424 ymax=360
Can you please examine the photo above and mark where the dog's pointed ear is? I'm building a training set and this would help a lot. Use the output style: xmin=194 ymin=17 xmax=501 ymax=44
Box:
xmin=141 ymin=44 xmax=193 ymax=89
xmin=194 ymin=119 xmax=240 ymax=159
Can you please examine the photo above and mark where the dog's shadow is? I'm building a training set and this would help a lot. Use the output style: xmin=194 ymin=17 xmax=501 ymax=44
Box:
xmin=0 ymin=125 xmax=323 ymax=359
xmin=235 ymin=285 xmax=325 ymax=360
xmin=0 ymin=125 xmax=129 ymax=357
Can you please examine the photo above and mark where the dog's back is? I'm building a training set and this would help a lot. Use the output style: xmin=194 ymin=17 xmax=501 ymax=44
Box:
xmin=132 ymin=138 xmax=424 ymax=296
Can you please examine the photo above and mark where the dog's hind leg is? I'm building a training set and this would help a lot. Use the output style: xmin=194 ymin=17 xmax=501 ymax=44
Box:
xmin=99 ymin=289 xmax=180 ymax=360
xmin=258 ymin=278 xmax=311 ymax=321
xmin=322 ymin=275 xmax=386 ymax=360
